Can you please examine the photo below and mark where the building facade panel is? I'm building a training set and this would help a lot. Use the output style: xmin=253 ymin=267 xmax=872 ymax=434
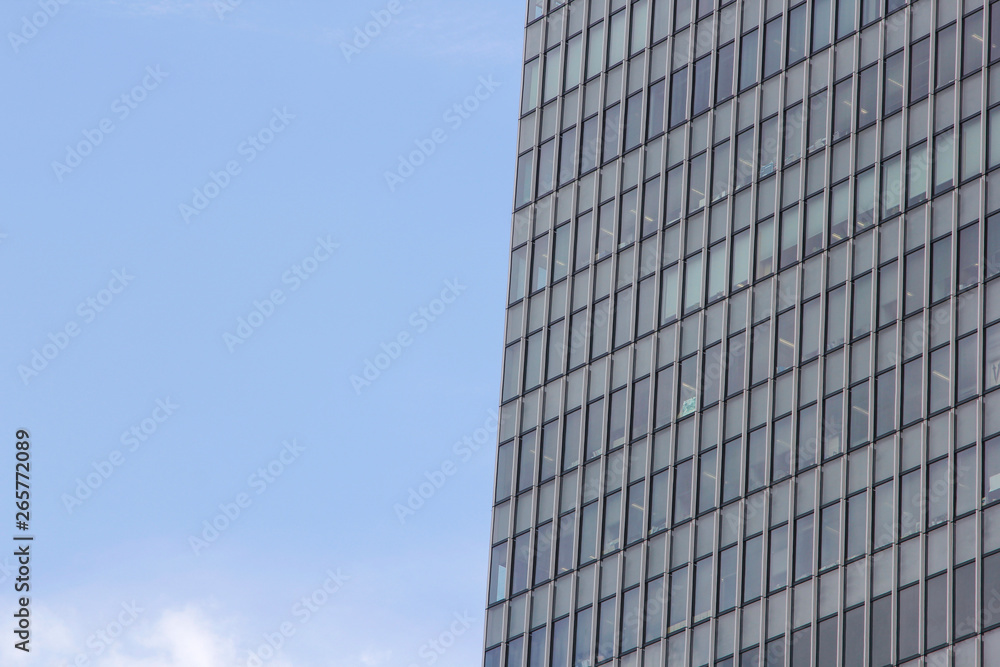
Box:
xmin=486 ymin=0 xmax=1000 ymax=665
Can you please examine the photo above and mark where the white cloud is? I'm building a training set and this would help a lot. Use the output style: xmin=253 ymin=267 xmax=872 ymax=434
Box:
xmin=358 ymin=648 xmax=393 ymax=666
xmin=0 ymin=604 xmax=294 ymax=667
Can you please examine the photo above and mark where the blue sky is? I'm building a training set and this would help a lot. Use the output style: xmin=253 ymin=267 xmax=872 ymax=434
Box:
xmin=1 ymin=0 xmax=523 ymax=664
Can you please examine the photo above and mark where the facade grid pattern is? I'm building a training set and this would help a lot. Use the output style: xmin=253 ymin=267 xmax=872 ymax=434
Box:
xmin=485 ymin=0 xmax=1000 ymax=665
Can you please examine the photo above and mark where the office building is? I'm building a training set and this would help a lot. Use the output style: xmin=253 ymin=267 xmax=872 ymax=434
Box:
xmin=485 ymin=0 xmax=1000 ymax=665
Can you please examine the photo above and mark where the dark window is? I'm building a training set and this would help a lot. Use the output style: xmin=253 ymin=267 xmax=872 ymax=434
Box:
xmin=670 ymin=69 xmax=688 ymax=127
xmin=693 ymin=56 xmax=711 ymax=115
xmin=926 ymin=574 xmax=948 ymax=649
xmin=817 ymin=617 xmax=837 ymax=667
xmin=897 ymin=584 xmax=919 ymax=660
xmin=648 ymin=80 xmax=666 ymax=138
xmin=716 ymin=42 xmax=735 ymax=102
xmin=843 ymin=606 xmax=864 ymax=665
xmin=870 ymin=595 xmax=891 ymax=666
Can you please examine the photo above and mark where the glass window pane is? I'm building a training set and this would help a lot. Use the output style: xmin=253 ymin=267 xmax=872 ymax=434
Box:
xmin=964 ymin=10 xmax=984 ymax=77
xmin=743 ymin=535 xmax=764 ymax=602
xmin=670 ymin=68 xmax=689 ymax=127
xmin=740 ymin=30 xmax=759 ymax=90
xmin=911 ymin=38 xmax=931 ymax=102
xmin=717 ymin=42 xmax=736 ymax=102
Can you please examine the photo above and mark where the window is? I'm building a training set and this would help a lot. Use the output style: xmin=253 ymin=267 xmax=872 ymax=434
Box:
xmin=743 ymin=535 xmax=763 ymax=602
xmin=937 ymin=25 xmax=957 ymax=88
xmin=693 ymin=556 xmax=713 ymax=621
xmin=788 ymin=5 xmax=806 ymax=64
xmin=871 ymin=595 xmax=891 ymax=666
xmin=836 ymin=0 xmax=855 ymax=38
xmin=964 ymin=10 xmax=984 ymax=77
xmin=717 ymin=42 xmax=736 ymax=102
xmin=785 ymin=104 xmax=804 ymax=165
xmin=603 ymin=104 xmax=621 ymax=163
xmin=808 ymin=91 xmax=828 ymax=150
xmin=719 ymin=546 xmax=738 ymax=610
xmin=645 ymin=577 xmax=665 ymax=642
xmin=688 ymin=153 xmax=707 ymax=214
xmin=830 ymin=182 xmax=850 ymax=242
xmin=910 ymin=38 xmax=931 ymax=102
xmin=626 ymin=481 xmax=645 ymax=545
xmin=984 ymin=552 xmax=1000 ymax=629
xmin=668 ymin=566 xmax=689 ymax=632
xmin=779 ymin=208 xmax=799 ymax=270
xmin=674 ymin=459 xmax=693 ymax=523
xmin=756 ymin=218 xmax=775 ymax=278
xmin=833 ymin=80 xmax=852 ymax=139
xmin=856 ymin=168 xmax=876 ymax=229
xmin=931 ymin=237 xmax=952 ymax=302
xmin=649 ymin=471 xmax=668 ymax=531
xmin=740 ymin=29 xmax=759 ymax=90
xmin=769 ymin=525 xmax=789 ymax=591
xmin=955 ymin=563 xmax=976 ymax=638
xmin=723 ymin=437 xmax=742 ymax=501
xmin=846 ymin=492 xmax=867 ymax=558
xmin=511 ymin=532 xmax=531 ymax=594
xmin=693 ymin=56 xmax=711 ymax=115
xmin=763 ymin=17 xmax=782 ymax=78
xmin=898 ymin=585 xmax=919 ymax=660
xmin=670 ymin=69 xmax=689 ymax=127
xmin=813 ymin=0 xmax=831 ymax=50
xmin=858 ymin=66 xmax=877 ymax=128
xmin=624 ymin=92 xmax=643 ymax=151
xmin=575 ymin=607 xmax=594 ymax=666
xmin=580 ymin=116 xmax=600 ymax=173
xmin=489 ymin=542 xmax=508 ymax=602
xmin=908 ymin=142 xmax=929 ymax=206
xmin=819 ymin=503 xmax=840 ymax=568
xmin=987 ymin=437 xmax=1000 ymax=504
xmin=515 ymin=152 xmax=534 ymax=209
xmin=748 ymin=428 xmax=767 ymax=491
xmin=875 ymin=371 xmax=896 ymax=437
xmin=883 ymin=52 xmax=904 ymax=115
xmin=962 ymin=117 xmax=982 ymax=182
xmin=648 ymin=80 xmax=666 ymax=138
xmin=798 ymin=404 xmax=819 ymax=470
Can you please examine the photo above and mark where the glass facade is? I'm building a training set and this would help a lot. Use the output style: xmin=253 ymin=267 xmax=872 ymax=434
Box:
xmin=486 ymin=0 xmax=1000 ymax=665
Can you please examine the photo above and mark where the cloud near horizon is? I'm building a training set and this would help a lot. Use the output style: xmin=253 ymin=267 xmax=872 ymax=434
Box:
xmin=0 ymin=604 xmax=296 ymax=667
